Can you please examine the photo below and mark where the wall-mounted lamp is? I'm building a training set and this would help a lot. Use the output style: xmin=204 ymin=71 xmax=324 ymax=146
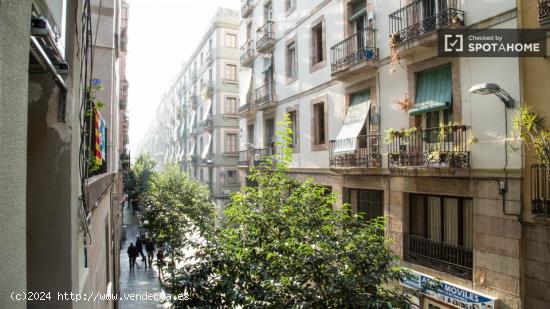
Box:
xmin=469 ymin=83 xmax=515 ymax=108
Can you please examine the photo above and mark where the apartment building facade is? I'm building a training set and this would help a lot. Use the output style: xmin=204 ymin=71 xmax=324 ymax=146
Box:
xmin=138 ymin=8 xmax=241 ymax=213
xmin=238 ymin=0 xmax=536 ymax=308
xmin=0 ymin=0 xmax=129 ymax=308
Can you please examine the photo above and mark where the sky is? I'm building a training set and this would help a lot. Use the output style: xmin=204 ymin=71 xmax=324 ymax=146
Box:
xmin=126 ymin=0 xmax=239 ymax=154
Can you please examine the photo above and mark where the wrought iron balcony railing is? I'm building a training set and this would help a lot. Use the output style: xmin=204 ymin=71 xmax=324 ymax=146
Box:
xmin=387 ymin=124 xmax=470 ymax=168
xmin=241 ymin=0 xmax=253 ymax=18
xmin=240 ymin=40 xmax=256 ymax=66
xmin=238 ymin=148 xmax=274 ymax=167
xmin=329 ymin=135 xmax=382 ymax=168
xmin=256 ymin=20 xmax=276 ymax=52
xmin=389 ymin=0 xmax=464 ymax=45
xmin=255 ymin=82 xmax=276 ymax=109
xmin=531 ymin=164 xmax=550 ymax=216
xmin=405 ymin=234 xmax=473 ymax=279
xmin=330 ymin=28 xmax=378 ymax=75
xmin=540 ymin=0 xmax=550 ymax=28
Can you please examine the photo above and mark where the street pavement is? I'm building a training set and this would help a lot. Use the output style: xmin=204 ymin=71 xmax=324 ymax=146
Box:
xmin=119 ymin=204 xmax=168 ymax=309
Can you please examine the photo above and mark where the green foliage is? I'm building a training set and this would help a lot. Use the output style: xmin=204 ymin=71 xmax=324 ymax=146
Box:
xmin=513 ymin=105 xmax=550 ymax=164
xmin=169 ymin=114 xmax=409 ymax=308
xmin=88 ymin=152 xmax=102 ymax=174
xmin=133 ymin=153 xmax=156 ymax=205
xmin=384 ymin=127 xmax=417 ymax=144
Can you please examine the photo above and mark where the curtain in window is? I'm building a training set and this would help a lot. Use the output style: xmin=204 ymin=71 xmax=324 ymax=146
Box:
xmin=443 ymin=198 xmax=459 ymax=246
xmin=463 ymin=199 xmax=473 ymax=249
xmin=410 ymin=195 xmax=425 ymax=237
xmin=427 ymin=197 xmax=441 ymax=241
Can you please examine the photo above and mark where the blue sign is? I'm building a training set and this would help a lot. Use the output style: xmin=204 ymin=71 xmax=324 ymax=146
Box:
xmin=401 ymin=269 xmax=496 ymax=308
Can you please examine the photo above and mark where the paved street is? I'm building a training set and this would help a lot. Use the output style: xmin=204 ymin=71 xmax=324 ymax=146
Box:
xmin=119 ymin=204 xmax=167 ymax=309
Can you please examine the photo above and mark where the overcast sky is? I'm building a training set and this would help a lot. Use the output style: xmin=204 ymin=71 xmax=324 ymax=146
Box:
xmin=126 ymin=0 xmax=239 ymax=154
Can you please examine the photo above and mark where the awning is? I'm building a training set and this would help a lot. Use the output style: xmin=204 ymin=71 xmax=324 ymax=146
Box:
xmin=202 ymin=100 xmax=212 ymax=121
xmin=240 ymin=68 xmax=253 ymax=106
xmin=333 ymin=98 xmax=371 ymax=154
xmin=349 ymin=8 xmax=367 ymax=22
xmin=409 ymin=65 xmax=452 ymax=116
xmin=201 ymin=133 xmax=212 ymax=159
xmin=188 ymin=141 xmax=196 ymax=159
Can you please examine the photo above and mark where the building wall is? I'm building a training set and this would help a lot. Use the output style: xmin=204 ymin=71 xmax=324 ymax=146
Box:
xmin=0 ymin=0 xmax=31 ymax=307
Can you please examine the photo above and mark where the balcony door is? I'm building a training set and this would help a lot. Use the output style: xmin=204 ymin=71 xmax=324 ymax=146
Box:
xmin=264 ymin=1 xmax=273 ymax=22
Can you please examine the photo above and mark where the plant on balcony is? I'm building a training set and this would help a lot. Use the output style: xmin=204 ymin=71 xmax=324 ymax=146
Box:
xmin=394 ymin=93 xmax=412 ymax=111
xmin=513 ymin=105 xmax=550 ymax=164
xmin=384 ymin=127 xmax=417 ymax=144
xmin=388 ymin=33 xmax=401 ymax=74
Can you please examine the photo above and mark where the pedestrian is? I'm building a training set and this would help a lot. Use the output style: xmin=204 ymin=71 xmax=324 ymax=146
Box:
xmin=135 ymin=235 xmax=146 ymax=268
xmin=131 ymin=199 xmax=138 ymax=214
xmin=145 ymin=238 xmax=155 ymax=268
xmin=127 ymin=242 xmax=138 ymax=271
xmin=156 ymin=249 xmax=165 ymax=279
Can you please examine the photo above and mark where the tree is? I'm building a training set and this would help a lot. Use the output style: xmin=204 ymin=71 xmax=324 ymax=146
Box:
xmin=170 ymin=115 xmax=410 ymax=308
xmin=132 ymin=153 xmax=156 ymax=205
xmin=143 ymin=164 xmax=214 ymax=283
xmin=513 ymin=105 xmax=550 ymax=163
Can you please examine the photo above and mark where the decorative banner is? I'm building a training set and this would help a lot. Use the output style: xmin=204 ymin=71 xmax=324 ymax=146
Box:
xmin=94 ymin=110 xmax=107 ymax=162
xmin=401 ymin=268 xmax=496 ymax=309
xmin=100 ymin=116 xmax=107 ymax=161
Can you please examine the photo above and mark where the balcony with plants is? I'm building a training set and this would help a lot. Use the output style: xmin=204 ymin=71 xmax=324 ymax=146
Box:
xmin=388 ymin=0 xmax=464 ymax=46
xmin=256 ymin=20 xmax=276 ymax=53
xmin=329 ymin=135 xmax=382 ymax=168
xmin=386 ymin=123 xmax=471 ymax=168
xmin=330 ymin=27 xmax=378 ymax=77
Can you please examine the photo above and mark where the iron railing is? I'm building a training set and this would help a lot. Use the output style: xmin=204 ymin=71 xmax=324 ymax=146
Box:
xmin=255 ymin=82 xmax=275 ymax=108
xmin=256 ymin=20 xmax=275 ymax=51
xmin=240 ymin=40 xmax=256 ymax=65
xmin=540 ymin=0 xmax=550 ymax=25
xmin=405 ymin=234 xmax=473 ymax=279
xmin=531 ymin=164 xmax=550 ymax=216
xmin=238 ymin=148 xmax=274 ymax=167
xmin=241 ymin=0 xmax=253 ymax=18
xmin=389 ymin=0 xmax=464 ymax=44
xmin=330 ymin=28 xmax=378 ymax=75
xmin=329 ymin=135 xmax=382 ymax=168
xmin=387 ymin=125 xmax=470 ymax=168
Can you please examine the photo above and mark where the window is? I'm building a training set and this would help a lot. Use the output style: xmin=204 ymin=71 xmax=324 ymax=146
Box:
xmin=285 ymin=40 xmax=297 ymax=81
xmin=225 ymin=97 xmax=237 ymax=114
xmin=225 ymin=133 xmax=238 ymax=153
xmin=288 ymin=110 xmax=298 ymax=148
xmin=226 ymin=170 xmax=237 ymax=184
xmin=247 ymin=124 xmax=255 ymax=145
xmin=311 ymin=20 xmax=325 ymax=67
xmin=347 ymin=189 xmax=383 ymax=220
xmin=312 ymin=102 xmax=326 ymax=146
xmin=407 ymin=194 xmax=473 ymax=278
xmin=224 ymin=64 xmax=237 ymax=80
xmin=225 ymin=33 xmax=237 ymax=48
xmin=285 ymin=0 xmax=295 ymax=13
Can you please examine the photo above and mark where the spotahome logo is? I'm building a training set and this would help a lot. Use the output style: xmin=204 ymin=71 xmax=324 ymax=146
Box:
xmin=439 ymin=29 xmax=546 ymax=57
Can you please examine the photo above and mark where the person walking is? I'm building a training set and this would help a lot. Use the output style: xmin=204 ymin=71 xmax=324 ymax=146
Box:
xmin=127 ymin=242 xmax=138 ymax=271
xmin=156 ymin=249 xmax=165 ymax=279
xmin=135 ymin=235 xmax=146 ymax=267
xmin=145 ymin=238 xmax=155 ymax=268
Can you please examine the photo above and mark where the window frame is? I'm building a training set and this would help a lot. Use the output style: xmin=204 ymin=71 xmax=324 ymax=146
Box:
xmin=286 ymin=108 xmax=299 ymax=152
xmin=346 ymin=188 xmax=384 ymax=221
xmin=225 ymin=32 xmax=237 ymax=48
xmin=311 ymin=95 xmax=328 ymax=151
xmin=225 ymin=132 xmax=238 ymax=154
xmin=225 ymin=96 xmax=237 ymax=115
xmin=224 ymin=63 xmax=237 ymax=81
xmin=310 ymin=16 xmax=326 ymax=72
xmin=285 ymin=37 xmax=298 ymax=83
xmin=285 ymin=0 xmax=296 ymax=15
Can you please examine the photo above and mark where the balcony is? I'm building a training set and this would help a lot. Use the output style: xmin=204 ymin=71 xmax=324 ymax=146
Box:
xmin=199 ymin=117 xmax=213 ymax=131
xmin=531 ymin=164 xmax=550 ymax=216
xmin=241 ymin=0 xmax=253 ymax=18
xmin=405 ymin=234 xmax=472 ymax=279
xmin=389 ymin=0 xmax=464 ymax=46
xmin=238 ymin=147 xmax=274 ymax=167
xmin=238 ymin=95 xmax=254 ymax=115
xmin=201 ymin=82 xmax=213 ymax=100
xmin=387 ymin=124 xmax=471 ymax=168
xmin=256 ymin=20 xmax=276 ymax=53
xmin=254 ymin=82 xmax=276 ymax=110
xmin=201 ymin=153 xmax=214 ymax=165
xmin=240 ymin=40 xmax=256 ymax=67
xmin=540 ymin=0 xmax=550 ymax=29
xmin=329 ymin=135 xmax=382 ymax=168
xmin=330 ymin=28 xmax=378 ymax=77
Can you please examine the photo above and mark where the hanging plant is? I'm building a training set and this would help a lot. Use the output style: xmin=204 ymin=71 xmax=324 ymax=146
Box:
xmin=394 ymin=94 xmax=412 ymax=111
xmin=389 ymin=32 xmax=401 ymax=74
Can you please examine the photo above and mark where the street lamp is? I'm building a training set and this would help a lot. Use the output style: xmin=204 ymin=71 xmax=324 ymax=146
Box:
xmin=469 ymin=83 xmax=515 ymax=108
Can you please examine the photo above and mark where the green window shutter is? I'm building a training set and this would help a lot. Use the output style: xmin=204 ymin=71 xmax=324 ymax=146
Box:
xmin=350 ymin=90 xmax=370 ymax=106
xmin=409 ymin=65 xmax=452 ymax=116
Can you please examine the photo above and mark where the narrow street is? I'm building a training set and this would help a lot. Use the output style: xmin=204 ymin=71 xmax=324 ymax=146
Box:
xmin=119 ymin=204 xmax=167 ymax=309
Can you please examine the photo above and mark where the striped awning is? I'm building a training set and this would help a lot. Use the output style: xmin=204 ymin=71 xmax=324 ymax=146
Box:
xmin=201 ymin=133 xmax=212 ymax=160
xmin=409 ymin=65 xmax=452 ymax=116
xmin=334 ymin=91 xmax=371 ymax=154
